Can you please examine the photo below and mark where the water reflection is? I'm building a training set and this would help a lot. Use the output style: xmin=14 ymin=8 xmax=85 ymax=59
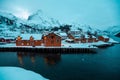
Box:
xmin=43 ymin=54 xmax=61 ymax=65
xmin=17 ymin=52 xmax=61 ymax=65
xmin=17 ymin=53 xmax=23 ymax=65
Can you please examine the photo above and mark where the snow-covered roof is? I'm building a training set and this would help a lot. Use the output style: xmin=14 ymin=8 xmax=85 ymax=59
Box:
xmin=92 ymin=35 xmax=96 ymax=38
xmin=85 ymin=34 xmax=89 ymax=38
xmin=0 ymin=36 xmax=15 ymax=39
xmin=70 ymin=30 xmax=80 ymax=32
xmin=59 ymin=33 xmax=67 ymax=36
xmin=43 ymin=32 xmax=61 ymax=37
xmin=74 ymin=36 xmax=80 ymax=38
xmin=0 ymin=36 xmax=5 ymax=39
xmin=4 ymin=37 xmax=15 ymax=39
xmin=20 ymin=34 xmax=42 ymax=40
xmin=66 ymin=39 xmax=74 ymax=41
xmin=102 ymin=35 xmax=109 ymax=38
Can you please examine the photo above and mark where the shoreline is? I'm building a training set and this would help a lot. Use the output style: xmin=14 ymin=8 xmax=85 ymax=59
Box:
xmin=0 ymin=46 xmax=97 ymax=53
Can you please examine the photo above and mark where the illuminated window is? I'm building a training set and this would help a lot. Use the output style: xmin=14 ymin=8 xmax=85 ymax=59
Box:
xmin=27 ymin=43 xmax=29 ymax=45
xmin=22 ymin=43 xmax=24 ymax=45
xmin=44 ymin=37 xmax=47 ymax=40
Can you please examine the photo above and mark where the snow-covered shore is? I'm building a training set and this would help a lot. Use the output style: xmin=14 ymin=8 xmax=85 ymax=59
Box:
xmin=0 ymin=37 xmax=119 ymax=48
xmin=108 ymin=38 xmax=119 ymax=44
xmin=0 ymin=67 xmax=48 ymax=80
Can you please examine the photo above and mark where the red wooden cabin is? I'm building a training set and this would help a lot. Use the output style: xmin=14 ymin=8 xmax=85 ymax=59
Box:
xmin=98 ymin=35 xmax=109 ymax=42
xmin=42 ymin=32 xmax=61 ymax=47
xmin=16 ymin=34 xmax=42 ymax=46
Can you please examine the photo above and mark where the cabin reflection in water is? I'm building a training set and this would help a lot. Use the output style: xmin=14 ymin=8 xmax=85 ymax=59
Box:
xmin=43 ymin=54 xmax=61 ymax=65
xmin=17 ymin=53 xmax=23 ymax=65
xmin=17 ymin=52 xmax=61 ymax=65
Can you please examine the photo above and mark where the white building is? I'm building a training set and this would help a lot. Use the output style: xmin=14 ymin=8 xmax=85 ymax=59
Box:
xmin=59 ymin=32 xmax=68 ymax=40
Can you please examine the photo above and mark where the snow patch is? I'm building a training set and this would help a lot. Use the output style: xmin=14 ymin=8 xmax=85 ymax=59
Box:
xmin=0 ymin=67 xmax=48 ymax=80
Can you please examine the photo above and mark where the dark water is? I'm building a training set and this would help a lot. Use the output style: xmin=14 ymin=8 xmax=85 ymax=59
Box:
xmin=0 ymin=37 xmax=120 ymax=80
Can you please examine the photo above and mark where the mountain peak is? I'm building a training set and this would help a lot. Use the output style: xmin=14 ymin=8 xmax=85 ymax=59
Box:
xmin=0 ymin=11 xmax=17 ymax=20
xmin=28 ymin=10 xmax=44 ymax=21
xmin=35 ymin=10 xmax=43 ymax=15
xmin=27 ymin=10 xmax=61 ymax=28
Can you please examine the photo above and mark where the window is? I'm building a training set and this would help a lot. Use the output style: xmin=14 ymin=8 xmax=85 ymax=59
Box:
xmin=18 ymin=41 xmax=21 ymax=45
xmin=51 ymin=36 xmax=54 ymax=39
xmin=22 ymin=43 xmax=24 ymax=46
xmin=56 ymin=39 xmax=59 ymax=43
xmin=27 ymin=43 xmax=29 ymax=45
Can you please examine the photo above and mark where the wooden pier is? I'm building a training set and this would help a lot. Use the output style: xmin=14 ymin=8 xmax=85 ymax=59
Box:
xmin=0 ymin=47 xmax=97 ymax=53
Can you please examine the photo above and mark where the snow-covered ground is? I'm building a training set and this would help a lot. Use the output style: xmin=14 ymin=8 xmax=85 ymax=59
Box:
xmin=90 ymin=41 xmax=112 ymax=47
xmin=0 ymin=67 xmax=48 ymax=80
xmin=0 ymin=43 xmax=97 ymax=48
xmin=62 ymin=40 xmax=97 ymax=48
xmin=108 ymin=38 xmax=119 ymax=44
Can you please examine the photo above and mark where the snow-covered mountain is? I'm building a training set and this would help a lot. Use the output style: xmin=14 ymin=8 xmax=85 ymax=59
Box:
xmin=71 ymin=23 xmax=102 ymax=34
xmin=0 ymin=11 xmax=21 ymax=37
xmin=104 ymin=25 xmax=120 ymax=37
xmin=0 ymin=11 xmax=17 ymax=28
xmin=27 ymin=10 xmax=61 ymax=29
xmin=105 ymin=25 xmax=120 ymax=36
xmin=0 ymin=10 xmax=104 ymax=35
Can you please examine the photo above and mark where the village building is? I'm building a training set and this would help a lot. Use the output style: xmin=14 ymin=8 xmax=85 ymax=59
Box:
xmin=87 ymin=35 xmax=98 ymax=43
xmin=67 ymin=31 xmax=99 ymax=43
xmin=0 ymin=37 xmax=5 ymax=43
xmin=80 ymin=34 xmax=88 ymax=43
xmin=68 ymin=30 xmax=82 ymax=37
xmin=16 ymin=34 xmax=42 ymax=46
xmin=67 ymin=33 xmax=75 ymax=40
xmin=92 ymin=36 xmax=99 ymax=42
xmin=0 ymin=36 xmax=15 ymax=43
xmin=73 ymin=34 xmax=98 ymax=43
xmin=65 ymin=39 xmax=74 ymax=43
xmin=98 ymin=35 xmax=109 ymax=42
xmin=59 ymin=32 xmax=68 ymax=40
xmin=42 ymin=32 xmax=61 ymax=47
xmin=4 ymin=37 xmax=15 ymax=43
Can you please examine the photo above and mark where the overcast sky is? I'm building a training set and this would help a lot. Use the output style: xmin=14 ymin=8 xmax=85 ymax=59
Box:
xmin=0 ymin=0 xmax=120 ymax=29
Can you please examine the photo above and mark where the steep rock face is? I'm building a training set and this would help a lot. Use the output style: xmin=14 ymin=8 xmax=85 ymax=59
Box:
xmin=27 ymin=10 xmax=61 ymax=29
xmin=115 ymin=32 xmax=120 ymax=37
xmin=0 ymin=12 xmax=17 ymax=27
xmin=0 ymin=11 xmax=18 ymax=35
